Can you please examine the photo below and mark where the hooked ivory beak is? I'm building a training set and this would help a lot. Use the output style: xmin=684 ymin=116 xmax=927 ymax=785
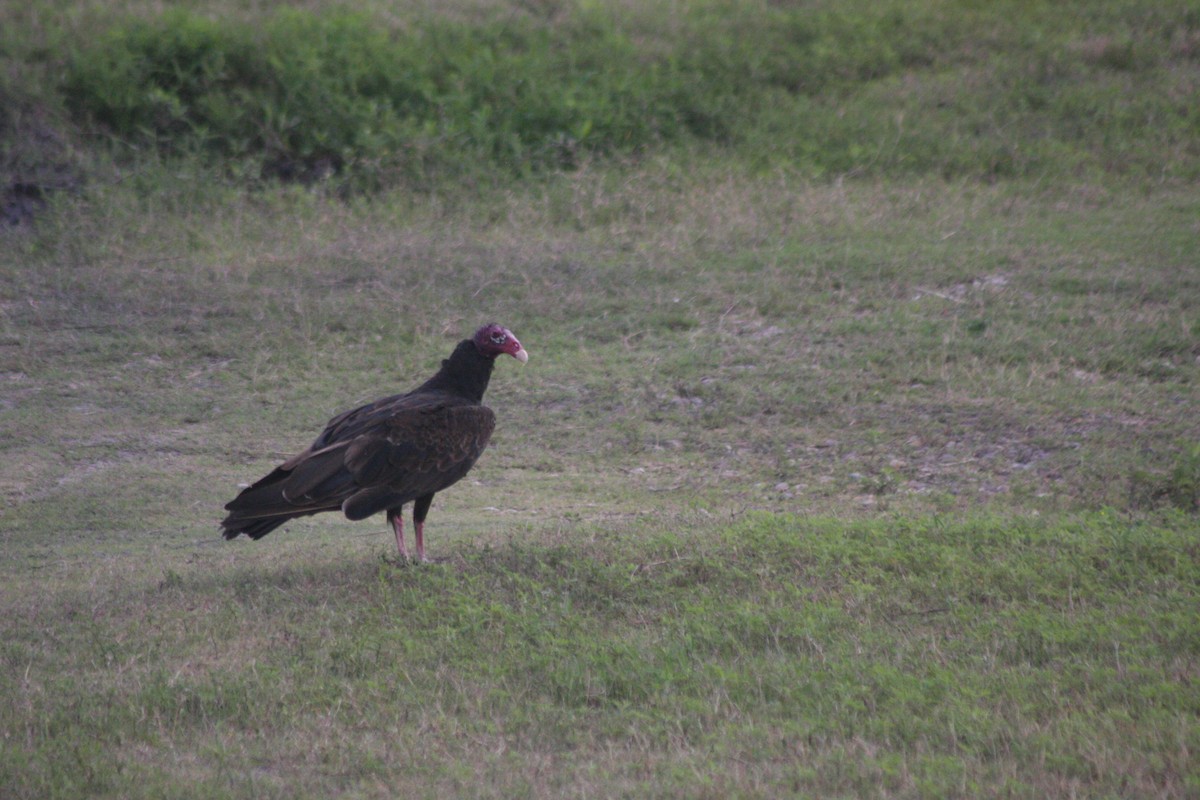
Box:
xmin=513 ymin=346 xmax=529 ymax=364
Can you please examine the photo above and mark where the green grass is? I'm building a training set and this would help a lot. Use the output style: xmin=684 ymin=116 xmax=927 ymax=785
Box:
xmin=4 ymin=0 xmax=1199 ymax=189
xmin=2 ymin=512 xmax=1197 ymax=798
xmin=2 ymin=0 xmax=1199 ymax=796
xmin=3 ymin=167 xmax=1197 ymax=799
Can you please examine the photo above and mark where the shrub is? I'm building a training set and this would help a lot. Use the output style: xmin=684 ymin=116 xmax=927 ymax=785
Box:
xmin=62 ymin=9 xmax=687 ymax=188
xmin=56 ymin=1 xmax=1200 ymax=190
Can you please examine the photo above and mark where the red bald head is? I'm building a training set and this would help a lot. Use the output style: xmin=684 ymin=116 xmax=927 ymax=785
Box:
xmin=472 ymin=324 xmax=529 ymax=363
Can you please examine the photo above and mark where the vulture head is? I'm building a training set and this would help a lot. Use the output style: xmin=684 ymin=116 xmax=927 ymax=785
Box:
xmin=474 ymin=323 xmax=529 ymax=363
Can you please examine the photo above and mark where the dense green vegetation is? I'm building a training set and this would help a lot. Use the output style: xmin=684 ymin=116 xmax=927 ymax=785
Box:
xmin=1 ymin=0 xmax=1197 ymax=797
xmin=4 ymin=0 xmax=1199 ymax=191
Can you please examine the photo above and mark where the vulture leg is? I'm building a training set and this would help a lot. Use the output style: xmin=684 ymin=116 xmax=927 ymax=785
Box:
xmin=413 ymin=494 xmax=435 ymax=563
xmin=387 ymin=508 xmax=409 ymax=561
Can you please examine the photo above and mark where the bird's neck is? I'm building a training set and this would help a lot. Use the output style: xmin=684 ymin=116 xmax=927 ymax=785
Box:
xmin=415 ymin=339 xmax=495 ymax=402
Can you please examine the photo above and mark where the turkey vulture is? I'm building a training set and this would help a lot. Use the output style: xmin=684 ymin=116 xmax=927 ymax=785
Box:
xmin=220 ymin=323 xmax=528 ymax=562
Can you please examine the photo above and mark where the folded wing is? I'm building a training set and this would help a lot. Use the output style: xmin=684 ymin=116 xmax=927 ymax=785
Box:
xmin=222 ymin=393 xmax=495 ymax=537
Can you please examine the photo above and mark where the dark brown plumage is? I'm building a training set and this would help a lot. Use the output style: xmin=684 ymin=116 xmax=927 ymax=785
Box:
xmin=221 ymin=323 xmax=527 ymax=562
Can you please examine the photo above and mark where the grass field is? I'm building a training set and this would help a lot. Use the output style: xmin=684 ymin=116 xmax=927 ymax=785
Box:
xmin=2 ymin=1 xmax=1199 ymax=797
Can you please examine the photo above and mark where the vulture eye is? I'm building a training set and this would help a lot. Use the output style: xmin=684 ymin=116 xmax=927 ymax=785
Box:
xmin=490 ymin=333 xmax=507 ymax=345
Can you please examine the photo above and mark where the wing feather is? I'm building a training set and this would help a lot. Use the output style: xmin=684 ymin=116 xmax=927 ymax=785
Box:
xmin=231 ymin=394 xmax=496 ymax=523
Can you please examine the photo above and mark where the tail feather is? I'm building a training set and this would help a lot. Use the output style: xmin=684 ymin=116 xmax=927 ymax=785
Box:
xmin=221 ymin=514 xmax=291 ymax=540
xmin=222 ymin=442 xmax=364 ymax=542
xmin=224 ymin=483 xmax=300 ymax=518
xmin=221 ymin=467 xmax=337 ymax=541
